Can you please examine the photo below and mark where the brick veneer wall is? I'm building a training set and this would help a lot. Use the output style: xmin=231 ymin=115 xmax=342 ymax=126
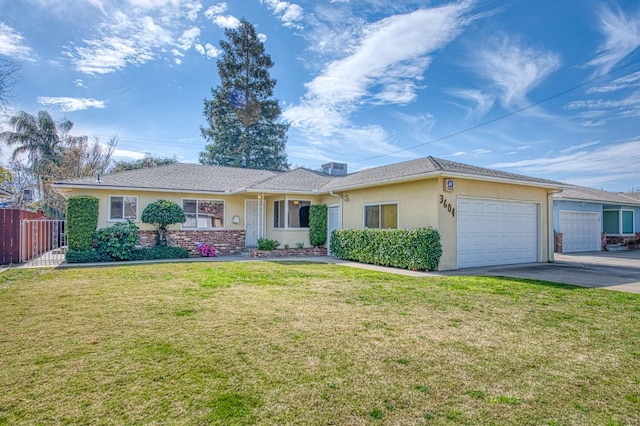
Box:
xmin=604 ymin=232 xmax=640 ymax=247
xmin=250 ymin=247 xmax=328 ymax=258
xmin=138 ymin=230 xmax=246 ymax=256
xmin=555 ymin=232 xmax=563 ymax=253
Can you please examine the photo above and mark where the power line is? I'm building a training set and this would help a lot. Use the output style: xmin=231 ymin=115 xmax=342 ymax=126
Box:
xmin=358 ymin=55 xmax=640 ymax=163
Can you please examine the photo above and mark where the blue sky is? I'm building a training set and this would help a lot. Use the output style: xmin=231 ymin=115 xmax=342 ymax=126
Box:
xmin=1 ymin=0 xmax=640 ymax=191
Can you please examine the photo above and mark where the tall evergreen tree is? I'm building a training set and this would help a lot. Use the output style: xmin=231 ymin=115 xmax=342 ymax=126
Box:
xmin=200 ymin=19 xmax=289 ymax=171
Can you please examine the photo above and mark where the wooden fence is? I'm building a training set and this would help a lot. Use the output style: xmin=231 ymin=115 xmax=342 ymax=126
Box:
xmin=0 ymin=209 xmax=47 ymax=264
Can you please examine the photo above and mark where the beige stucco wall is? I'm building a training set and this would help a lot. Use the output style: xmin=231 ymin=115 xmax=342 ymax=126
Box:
xmin=263 ymin=194 xmax=322 ymax=248
xmin=61 ymin=188 xmax=248 ymax=233
xmin=318 ymin=176 xmax=552 ymax=271
xmin=436 ymin=177 xmax=551 ymax=270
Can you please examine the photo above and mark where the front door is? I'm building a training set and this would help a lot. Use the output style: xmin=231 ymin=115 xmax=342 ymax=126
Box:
xmin=244 ymin=199 xmax=262 ymax=247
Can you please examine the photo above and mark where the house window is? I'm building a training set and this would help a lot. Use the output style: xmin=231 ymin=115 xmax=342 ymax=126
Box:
xmin=109 ymin=196 xmax=137 ymax=221
xmin=183 ymin=199 xmax=224 ymax=229
xmin=603 ymin=209 xmax=635 ymax=235
xmin=364 ymin=203 xmax=398 ymax=229
xmin=274 ymin=200 xmax=285 ymax=228
xmin=273 ymin=199 xmax=311 ymax=228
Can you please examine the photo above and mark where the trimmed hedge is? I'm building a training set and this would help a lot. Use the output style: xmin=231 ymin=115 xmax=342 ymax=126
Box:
xmin=65 ymin=249 xmax=111 ymax=264
xmin=131 ymin=246 xmax=190 ymax=260
xmin=95 ymin=221 xmax=140 ymax=261
xmin=66 ymin=196 xmax=99 ymax=251
xmin=330 ymin=227 xmax=442 ymax=271
xmin=309 ymin=204 xmax=328 ymax=247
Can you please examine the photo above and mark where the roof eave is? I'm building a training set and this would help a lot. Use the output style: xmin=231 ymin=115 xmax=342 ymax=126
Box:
xmin=322 ymin=171 xmax=563 ymax=192
xmin=53 ymin=183 xmax=231 ymax=195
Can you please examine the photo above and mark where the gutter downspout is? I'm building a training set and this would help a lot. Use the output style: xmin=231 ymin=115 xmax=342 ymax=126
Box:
xmin=547 ymin=188 xmax=564 ymax=263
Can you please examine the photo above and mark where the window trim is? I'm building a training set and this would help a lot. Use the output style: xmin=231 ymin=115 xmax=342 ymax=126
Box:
xmin=603 ymin=208 xmax=635 ymax=236
xmin=108 ymin=195 xmax=138 ymax=222
xmin=181 ymin=198 xmax=225 ymax=230
xmin=363 ymin=202 xmax=399 ymax=229
xmin=273 ymin=198 xmax=312 ymax=230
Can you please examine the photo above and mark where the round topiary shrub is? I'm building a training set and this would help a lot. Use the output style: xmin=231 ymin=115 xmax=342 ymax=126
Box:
xmin=141 ymin=200 xmax=186 ymax=246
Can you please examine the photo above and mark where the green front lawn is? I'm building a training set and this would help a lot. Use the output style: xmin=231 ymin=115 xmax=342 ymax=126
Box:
xmin=1 ymin=262 xmax=639 ymax=425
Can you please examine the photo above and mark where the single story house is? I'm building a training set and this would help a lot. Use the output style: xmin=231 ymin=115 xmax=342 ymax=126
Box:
xmin=553 ymin=185 xmax=640 ymax=253
xmin=54 ymin=156 xmax=563 ymax=271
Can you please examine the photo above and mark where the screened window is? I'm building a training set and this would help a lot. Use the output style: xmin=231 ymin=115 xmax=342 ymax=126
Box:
xmin=364 ymin=203 xmax=398 ymax=229
xmin=109 ymin=196 xmax=137 ymax=221
xmin=603 ymin=210 xmax=635 ymax=235
xmin=183 ymin=199 xmax=224 ymax=228
xmin=273 ymin=200 xmax=311 ymax=228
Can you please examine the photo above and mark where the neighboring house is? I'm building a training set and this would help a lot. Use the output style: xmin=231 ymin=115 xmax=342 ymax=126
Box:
xmin=553 ymin=185 xmax=640 ymax=253
xmin=54 ymin=156 xmax=563 ymax=271
xmin=0 ymin=188 xmax=12 ymax=207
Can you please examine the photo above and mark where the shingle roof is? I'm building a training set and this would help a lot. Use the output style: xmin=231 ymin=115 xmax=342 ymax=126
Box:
xmin=625 ymin=192 xmax=640 ymax=201
xmin=54 ymin=156 xmax=563 ymax=194
xmin=554 ymin=185 xmax=640 ymax=205
xmin=55 ymin=163 xmax=279 ymax=193
xmin=321 ymin=156 xmax=561 ymax=191
xmin=248 ymin=168 xmax=334 ymax=192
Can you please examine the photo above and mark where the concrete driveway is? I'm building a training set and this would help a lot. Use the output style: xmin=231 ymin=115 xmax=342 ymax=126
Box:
xmin=440 ymin=250 xmax=640 ymax=294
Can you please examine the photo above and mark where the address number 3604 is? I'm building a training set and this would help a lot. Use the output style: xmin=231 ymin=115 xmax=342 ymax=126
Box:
xmin=439 ymin=195 xmax=455 ymax=217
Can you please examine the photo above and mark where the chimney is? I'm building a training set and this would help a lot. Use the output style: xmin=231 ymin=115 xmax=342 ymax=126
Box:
xmin=321 ymin=162 xmax=347 ymax=176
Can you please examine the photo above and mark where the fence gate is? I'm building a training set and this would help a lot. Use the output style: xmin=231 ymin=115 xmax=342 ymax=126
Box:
xmin=20 ymin=219 xmax=67 ymax=266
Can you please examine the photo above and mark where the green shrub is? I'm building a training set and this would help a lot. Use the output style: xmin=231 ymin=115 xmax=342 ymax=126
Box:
xmin=65 ymin=249 xmax=111 ymax=264
xmin=95 ymin=221 xmax=140 ymax=261
xmin=330 ymin=227 xmax=442 ymax=271
xmin=141 ymin=200 xmax=186 ymax=246
xmin=257 ymin=238 xmax=280 ymax=251
xmin=309 ymin=204 xmax=328 ymax=247
xmin=131 ymin=246 xmax=190 ymax=260
xmin=66 ymin=196 xmax=99 ymax=251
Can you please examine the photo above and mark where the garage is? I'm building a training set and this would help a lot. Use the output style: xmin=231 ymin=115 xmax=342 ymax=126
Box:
xmin=559 ymin=211 xmax=601 ymax=253
xmin=457 ymin=198 xmax=539 ymax=268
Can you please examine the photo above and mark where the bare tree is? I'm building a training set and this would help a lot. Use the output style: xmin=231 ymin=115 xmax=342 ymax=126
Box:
xmin=0 ymin=57 xmax=19 ymax=111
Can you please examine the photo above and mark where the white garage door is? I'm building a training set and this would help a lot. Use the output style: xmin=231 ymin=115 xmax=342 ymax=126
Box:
xmin=457 ymin=198 xmax=539 ymax=268
xmin=559 ymin=211 xmax=600 ymax=253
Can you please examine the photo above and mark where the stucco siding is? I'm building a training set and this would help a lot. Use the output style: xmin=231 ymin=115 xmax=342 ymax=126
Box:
xmin=437 ymin=177 xmax=551 ymax=270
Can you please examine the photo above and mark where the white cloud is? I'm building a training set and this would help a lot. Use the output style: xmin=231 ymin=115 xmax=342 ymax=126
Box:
xmin=181 ymin=0 xmax=202 ymax=21
xmin=37 ymin=96 xmax=107 ymax=112
xmin=472 ymin=36 xmax=561 ymax=107
xmin=0 ymin=23 xmax=37 ymax=61
xmin=491 ymin=140 xmax=640 ymax=188
xmin=449 ymin=89 xmax=495 ymax=118
xmin=284 ymin=2 xmax=474 ymax=152
xmin=560 ymin=141 xmax=600 ymax=153
xmin=203 ymin=2 xmax=239 ymax=29
xmin=74 ymin=79 xmax=86 ymax=88
xmin=68 ymin=12 xmax=173 ymax=74
xmin=566 ymin=90 xmax=640 ymax=115
xmin=177 ymin=27 xmax=200 ymax=50
xmin=211 ymin=15 xmax=240 ymax=29
xmin=112 ymin=147 xmax=147 ymax=160
xmin=204 ymin=2 xmax=227 ymax=19
xmin=205 ymin=43 xmax=219 ymax=58
xmin=586 ymin=4 xmax=640 ymax=76
xmin=587 ymin=71 xmax=640 ymax=93
xmin=260 ymin=0 xmax=305 ymax=29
